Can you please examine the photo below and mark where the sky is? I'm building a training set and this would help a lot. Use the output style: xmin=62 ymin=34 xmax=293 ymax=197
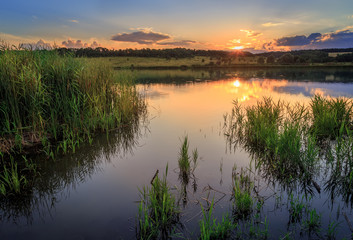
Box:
xmin=1 ymin=0 xmax=353 ymax=52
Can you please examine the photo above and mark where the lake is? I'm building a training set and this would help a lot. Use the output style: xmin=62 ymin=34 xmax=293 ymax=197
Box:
xmin=1 ymin=68 xmax=353 ymax=239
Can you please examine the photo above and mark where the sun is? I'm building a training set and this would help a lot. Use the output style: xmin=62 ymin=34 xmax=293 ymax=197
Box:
xmin=232 ymin=46 xmax=244 ymax=50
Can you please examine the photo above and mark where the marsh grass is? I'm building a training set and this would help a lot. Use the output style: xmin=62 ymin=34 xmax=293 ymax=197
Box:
xmin=199 ymin=200 xmax=236 ymax=240
xmin=225 ymin=97 xmax=324 ymax=188
xmin=137 ymin=166 xmax=180 ymax=239
xmin=310 ymin=95 xmax=353 ymax=139
xmin=0 ymin=48 xmax=145 ymax=156
xmin=0 ymin=156 xmax=37 ymax=196
xmin=232 ymin=165 xmax=254 ymax=219
xmin=178 ymin=136 xmax=198 ymax=182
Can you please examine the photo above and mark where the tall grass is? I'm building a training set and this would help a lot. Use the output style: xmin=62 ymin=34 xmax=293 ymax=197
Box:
xmin=199 ymin=200 xmax=235 ymax=240
xmin=0 ymin=49 xmax=145 ymax=156
xmin=137 ymin=166 xmax=179 ymax=239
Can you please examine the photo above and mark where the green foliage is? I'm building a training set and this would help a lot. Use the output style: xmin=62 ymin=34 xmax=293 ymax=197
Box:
xmin=310 ymin=95 xmax=352 ymax=139
xmin=199 ymin=200 xmax=236 ymax=240
xmin=0 ymin=49 xmax=145 ymax=156
xmin=303 ymin=209 xmax=321 ymax=232
xmin=232 ymin=165 xmax=254 ymax=219
xmin=178 ymin=136 xmax=198 ymax=180
xmin=137 ymin=166 xmax=179 ymax=239
xmin=0 ymin=156 xmax=37 ymax=196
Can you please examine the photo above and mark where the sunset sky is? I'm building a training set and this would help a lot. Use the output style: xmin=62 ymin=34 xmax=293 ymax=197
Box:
xmin=1 ymin=0 xmax=353 ymax=52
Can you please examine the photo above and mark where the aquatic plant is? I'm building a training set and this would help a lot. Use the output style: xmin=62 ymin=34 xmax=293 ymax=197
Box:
xmin=0 ymin=156 xmax=37 ymax=196
xmin=0 ymin=48 xmax=145 ymax=156
xmin=137 ymin=165 xmax=179 ymax=239
xmin=199 ymin=200 xmax=235 ymax=240
xmin=232 ymin=165 xmax=254 ymax=219
xmin=310 ymin=95 xmax=353 ymax=139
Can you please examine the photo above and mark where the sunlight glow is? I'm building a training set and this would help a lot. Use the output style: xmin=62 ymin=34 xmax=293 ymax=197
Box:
xmin=232 ymin=46 xmax=244 ymax=50
xmin=233 ymin=80 xmax=240 ymax=87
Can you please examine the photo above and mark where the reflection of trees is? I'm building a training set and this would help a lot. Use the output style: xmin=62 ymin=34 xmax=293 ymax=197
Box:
xmin=0 ymin=117 xmax=147 ymax=223
xmin=135 ymin=68 xmax=353 ymax=85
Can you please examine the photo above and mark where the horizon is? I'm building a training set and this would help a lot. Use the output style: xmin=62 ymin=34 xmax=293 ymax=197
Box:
xmin=1 ymin=0 xmax=353 ymax=53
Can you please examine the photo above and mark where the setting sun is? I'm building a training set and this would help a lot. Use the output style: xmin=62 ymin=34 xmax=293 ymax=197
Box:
xmin=232 ymin=46 xmax=244 ymax=50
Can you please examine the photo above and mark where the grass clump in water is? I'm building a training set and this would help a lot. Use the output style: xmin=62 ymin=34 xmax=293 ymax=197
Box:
xmin=232 ymin=165 xmax=254 ymax=219
xmin=199 ymin=200 xmax=236 ymax=240
xmin=310 ymin=95 xmax=353 ymax=139
xmin=137 ymin=165 xmax=179 ymax=239
xmin=0 ymin=48 xmax=145 ymax=156
xmin=0 ymin=156 xmax=37 ymax=196
xmin=178 ymin=136 xmax=198 ymax=181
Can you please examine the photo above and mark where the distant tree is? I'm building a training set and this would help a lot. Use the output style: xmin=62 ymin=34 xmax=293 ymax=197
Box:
xmin=257 ymin=57 xmax=265 ymax=64
xmin=266 ymin=55 xmax=275 ymax=64
xmin=278 ymin=53 xmax=295 ymax=64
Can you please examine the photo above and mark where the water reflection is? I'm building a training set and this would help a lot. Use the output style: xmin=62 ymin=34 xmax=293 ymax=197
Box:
xmin=0 ymin=120 xmax=146 ymax=224
xmin=135 ymin=68 xmax=353 ymax=85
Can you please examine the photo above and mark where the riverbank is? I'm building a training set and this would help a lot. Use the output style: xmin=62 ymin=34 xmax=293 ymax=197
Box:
xmin=0 ymin=50 xmax=146 ymax=195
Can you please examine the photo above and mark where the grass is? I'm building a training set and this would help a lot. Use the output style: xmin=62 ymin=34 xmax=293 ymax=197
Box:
xmin=199 ymin=200 xmax=236 ymax=240
xmin=178 ymin=136 xmax=198 ymax=181
xmin=232 ymin=165 xmax=254 ymax=219
xmin=289 ymin=194 xmax=306 ymax=223
xmin=0 ymin=48 xmax=145 ymax=156
xmin=137 ymin=165 xmax=179 ymax=239
xmin=310 ymin=95 xmax=353 ymax=139
xmin=0 ymin=155 xmax=37 ymax=196
xmin=225 ymin=97 xmax=324 ymax=187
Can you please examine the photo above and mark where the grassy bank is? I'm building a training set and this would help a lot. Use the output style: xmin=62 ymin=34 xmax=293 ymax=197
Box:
xmin=0 ymin=49 xmax=145 ymax=195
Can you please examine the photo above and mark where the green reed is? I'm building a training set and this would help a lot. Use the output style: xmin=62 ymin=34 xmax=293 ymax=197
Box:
xmin=137 ymin=165 xmax=179 ymax=239
xmin=0 ymin=48 xmax=145 ymax=156
xmin=199 ymin=200 xmax=236 ymax=240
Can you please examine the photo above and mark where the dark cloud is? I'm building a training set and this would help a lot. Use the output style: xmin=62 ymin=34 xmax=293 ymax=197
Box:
xmin=111 ymin=30 xmax=170 ymax=45
xmin=21 ymin=39 xmax=52 ymax=50
xmin=157 ymin=40 xmax=196 ymax=47
xmin=316 ymin=29 xmax=353 ymax=48
xmin=61 ymin=39 xmax=101 ymax=48
xmin=264 ymin=28 xmax=353 ymax=50
xmin=276 ymin=33 xmax=322 ymax=46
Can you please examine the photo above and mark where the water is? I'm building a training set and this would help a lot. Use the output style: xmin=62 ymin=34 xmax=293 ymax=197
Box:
xmin=1 ymin=68 xmax=353 ymax=239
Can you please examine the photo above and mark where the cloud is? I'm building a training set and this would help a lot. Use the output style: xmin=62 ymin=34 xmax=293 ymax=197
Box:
xmin=240 ymin=29 xmax=263 ymax=38
xmin=68 ymin=19 xmax=79 ymax=23
xmin=21 ymin=39 xmax=52 ymax=50
xmin=111 ymin=29 xmax=170 ymax=45
xmin=157 ymin=40 xmax=196 ymax=47
xmin=263 ymin=26 xmax=353 ymax=50
xmin=276 ymin=33 xmax=322 ymax=46
xmin=61 ymin=39 xmax=101 ymax=48
xmin=262 ymin=22 xmax=284 ymax=27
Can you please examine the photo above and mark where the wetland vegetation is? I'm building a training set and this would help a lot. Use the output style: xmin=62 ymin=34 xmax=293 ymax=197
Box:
xmin=1 ymin=46 xmax=353 ymax=239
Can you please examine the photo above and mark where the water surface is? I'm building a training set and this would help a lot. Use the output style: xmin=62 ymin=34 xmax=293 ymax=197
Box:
xmin=1 ymin=68 xmax=353 ymax=239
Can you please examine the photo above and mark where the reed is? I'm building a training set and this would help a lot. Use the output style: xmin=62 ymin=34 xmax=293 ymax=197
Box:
xmin=137 ymin=166 xmax=179 ymax=239
xmin=0 ymin=48 xmax=145 ymax=156
xmin=199 ymin=200 xmax=235 ymax=240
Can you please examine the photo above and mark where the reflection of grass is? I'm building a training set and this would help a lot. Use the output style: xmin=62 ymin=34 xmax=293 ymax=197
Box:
xmin=0 ymin=156 xmax=37 ymax=196
xmin=137 ymin=166 xmax=179 ymax=239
